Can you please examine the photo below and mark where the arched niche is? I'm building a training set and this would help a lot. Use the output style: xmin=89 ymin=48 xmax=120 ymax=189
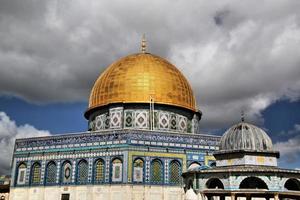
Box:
xmin=239 ymin=177 xmax=268 ymax=189
xmin=284 ymin=178 xmax=300 ymax=191
xmin=206 ymin=178 xmax=224 ymax=189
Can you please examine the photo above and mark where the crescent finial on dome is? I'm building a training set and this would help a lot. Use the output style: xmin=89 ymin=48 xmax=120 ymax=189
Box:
xmin=141 ymin=34 xmax=147 ymax=53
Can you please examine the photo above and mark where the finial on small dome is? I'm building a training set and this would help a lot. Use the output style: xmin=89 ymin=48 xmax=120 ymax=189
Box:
xmin=241 ymin=110 xmax=245 ymax=122
xmin=141 ymin=34 xmax=147 ymax=53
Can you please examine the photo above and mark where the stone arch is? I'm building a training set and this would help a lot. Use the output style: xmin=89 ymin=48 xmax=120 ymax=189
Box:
xmin=206 ymin=178 xmax=224 ymax=189
xmin=284 ymin=178 xmax=300 ymax=191
xmin=239 ymin=177 xmax=268 ymax=189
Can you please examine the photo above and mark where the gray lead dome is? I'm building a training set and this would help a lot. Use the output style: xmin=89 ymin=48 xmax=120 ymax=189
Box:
xmin=219 ymin=122 xmax=273 ymax=152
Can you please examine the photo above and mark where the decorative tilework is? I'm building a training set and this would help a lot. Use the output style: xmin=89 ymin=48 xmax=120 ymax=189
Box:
xmin=178 ymin=116 xmax=187 ymax=132
xmin=110 ymin=107 xmax=123 ymax=129
xmin=124 ymin=111 xmax=133 ymax=128
xmin=135 ymin=111 xmax=148 ymax=129
xmin=170 ymin=114 xmax=177 ymax=130
xmin=164 ymin=159 xmax=169 ymax=184
xmin=95 ymin=114 xmax=107 ymax=130
xmin=105 ymin=157 xmax=110 ymax=183
xmin=145 ymin=157 xmax=150 ymax=183
xmin=159 ymin=112 xmax=169 ymax=130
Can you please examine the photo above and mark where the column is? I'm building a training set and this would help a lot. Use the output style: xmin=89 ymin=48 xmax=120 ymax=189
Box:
xmin=231 ymin=193 xmax=236 ymax=200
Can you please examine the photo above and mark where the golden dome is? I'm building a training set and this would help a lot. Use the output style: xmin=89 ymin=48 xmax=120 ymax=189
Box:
xmin=87 ymin=53 xmax=197 ymax=114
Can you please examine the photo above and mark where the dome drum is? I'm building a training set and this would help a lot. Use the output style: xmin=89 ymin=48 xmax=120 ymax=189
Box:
xmin=87 ymin=103 xmax=201 ymax=134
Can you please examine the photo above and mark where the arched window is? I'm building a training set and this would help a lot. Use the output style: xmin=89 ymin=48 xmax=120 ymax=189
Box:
xmin=77 ymin=159 xmax=88 ymax=183
xmin=284 ymin=178 xmax=300 ymax=191
xmin=239 ymin=177 xmax=268 ymax=189
xmin=45 ymin=161 xmax=57 ymax=184
xmin=206 ymin=178 xmax=224 ymax=189
xmin=16 ymin=163 xmax=27 ymax=185
xmin=111 ymin=158 xmax=122 ymax=182
xmin=94 ymin=159 xmax=105 ymax=182
xmin=30 ymin=162 xmax=41 ymax=185
xmin=169 ymin=160 xmax=181 ymax=185
xmin=150 ymin=159 xmax=163 ymax=184
xmin=61 ymin=161 xmax=72 ymax=184
xmin=133 ymin=158 xmax=144 ymax=183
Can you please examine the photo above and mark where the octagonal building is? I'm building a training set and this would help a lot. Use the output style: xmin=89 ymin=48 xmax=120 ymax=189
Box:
xmin=9 ymin=39 xmax=220 ymax=200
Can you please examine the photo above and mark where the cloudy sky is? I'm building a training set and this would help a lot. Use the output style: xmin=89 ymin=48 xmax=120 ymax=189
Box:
xmin=0 ymin=0 xmax=300 ymax=174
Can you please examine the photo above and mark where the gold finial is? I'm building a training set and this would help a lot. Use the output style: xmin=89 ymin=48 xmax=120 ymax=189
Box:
xmin=141 ymin=34 xmax=147 ymax=53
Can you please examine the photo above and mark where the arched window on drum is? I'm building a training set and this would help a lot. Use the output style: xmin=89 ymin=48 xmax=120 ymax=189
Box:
xmin=133 ymin=158 xmax=144 ymax=183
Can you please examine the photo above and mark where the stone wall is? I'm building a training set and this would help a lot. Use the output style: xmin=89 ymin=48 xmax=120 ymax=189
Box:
xmin=10 ymin=185 xmax=184 ymax=200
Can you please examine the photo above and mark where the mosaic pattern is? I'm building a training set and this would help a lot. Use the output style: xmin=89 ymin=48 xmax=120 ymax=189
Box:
xmin=178 ymin=116 xmax=187 ymax=132
xmin=135 ymin=111 xmax=148 ymax=129
xmin=124 ymin=111 xmax=133 ymax=128
xmin=170 ymin=114 xmax=177 ymax=130
xmin=95 ymin=114 xmax=107 ymax=130
xmin=159 ymin=112 xmax=169 ymax=129
xmin=91 ymin=108 xmax=199 ymax=132
xmin=110 ymin=108 xmax=123 ymax=129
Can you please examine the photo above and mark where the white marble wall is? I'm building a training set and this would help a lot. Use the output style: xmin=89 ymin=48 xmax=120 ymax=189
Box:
xmin=10 ymin=185 xmax=184 ymax=200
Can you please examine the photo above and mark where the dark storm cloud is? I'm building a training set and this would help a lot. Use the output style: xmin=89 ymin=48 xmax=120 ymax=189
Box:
xmin=0 ymin=0 xmax=300 ymax=130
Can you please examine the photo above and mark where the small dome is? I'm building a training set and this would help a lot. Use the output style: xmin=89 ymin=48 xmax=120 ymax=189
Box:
xmin=219 ymin=122 xmax=273 ymax=152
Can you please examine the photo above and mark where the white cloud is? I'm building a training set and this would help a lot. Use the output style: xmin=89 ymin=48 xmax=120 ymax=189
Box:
xmin=0 ymin=0 xmax=299 ymax=129
xmin=274 ymin=124 xmax=300 ymax=164
xmin=0 ymin=112 xmax=51 ymax=175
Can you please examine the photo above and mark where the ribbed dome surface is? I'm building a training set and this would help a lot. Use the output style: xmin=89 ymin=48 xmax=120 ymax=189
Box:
xmin=219 ymin=122 xmax=273 ymax=152
xmin=87 ymin=53 xmax=196 ymax=113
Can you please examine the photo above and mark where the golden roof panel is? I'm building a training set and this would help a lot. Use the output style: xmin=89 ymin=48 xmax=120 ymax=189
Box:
xmin=87 ymin=53 xmax=197 ymax=112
